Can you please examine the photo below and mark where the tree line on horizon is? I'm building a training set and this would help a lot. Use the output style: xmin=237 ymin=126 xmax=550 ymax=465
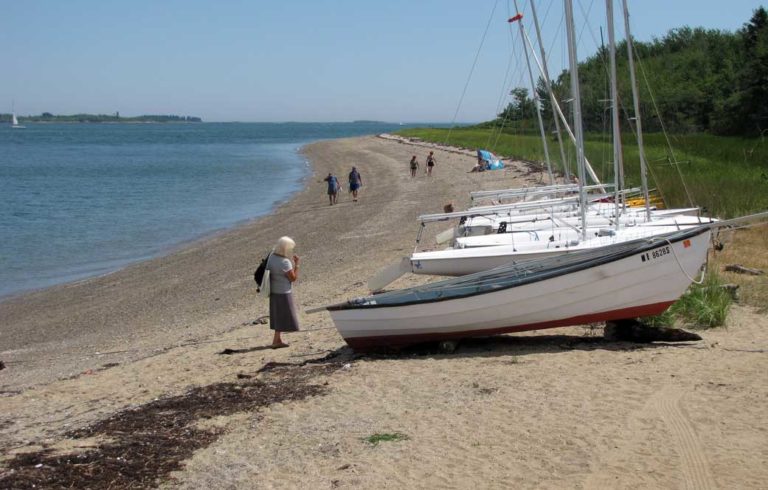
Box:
xmin=1 ymin=113 xmax=202 ymax=123
xmin=492 ymin=6 xmax=767 ymax=137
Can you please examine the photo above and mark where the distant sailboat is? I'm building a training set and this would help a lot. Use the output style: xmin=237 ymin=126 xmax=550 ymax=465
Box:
xmin=11 ymin=104 xmax=25 ymax=129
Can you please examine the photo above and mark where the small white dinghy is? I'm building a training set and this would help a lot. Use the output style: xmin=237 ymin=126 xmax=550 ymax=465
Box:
xmin=322 ymin=226 xmax=711 ymax=350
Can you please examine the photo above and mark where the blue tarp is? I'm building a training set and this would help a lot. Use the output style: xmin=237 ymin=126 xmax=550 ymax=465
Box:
xmin=477 ymin=149 xmax=504 ymax=170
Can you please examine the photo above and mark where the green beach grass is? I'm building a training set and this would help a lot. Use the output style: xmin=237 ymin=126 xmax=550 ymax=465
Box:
xmin=363 ymin=432 xmax=409 ymax=446
xmin=397 ymin=127 xmax=768 ymax=219
xmin=646 ymin=271 xmax=734 ymax=329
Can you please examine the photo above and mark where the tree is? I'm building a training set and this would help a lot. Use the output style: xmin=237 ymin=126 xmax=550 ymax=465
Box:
xmin=497 ymin=87 xmax=536 ymax=123
xmin=736 ymin=7 xmax=768 ymax=134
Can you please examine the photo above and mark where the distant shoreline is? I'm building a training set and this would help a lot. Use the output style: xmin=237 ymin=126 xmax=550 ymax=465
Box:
xmin=10 ymin=120 xmax=203 ymax=124
xmin=3 ymin=113 xmax=202 ymax=124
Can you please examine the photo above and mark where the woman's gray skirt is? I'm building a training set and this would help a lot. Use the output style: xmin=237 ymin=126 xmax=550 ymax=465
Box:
xmin=269 ymin=292 xmax=300 ymax=332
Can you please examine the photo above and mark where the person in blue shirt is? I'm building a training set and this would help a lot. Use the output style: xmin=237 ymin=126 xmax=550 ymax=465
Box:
xmin=323 ymin=172 xmax=340 ymax=205
xmin=348 ymin=167 xmax=362 ymax=202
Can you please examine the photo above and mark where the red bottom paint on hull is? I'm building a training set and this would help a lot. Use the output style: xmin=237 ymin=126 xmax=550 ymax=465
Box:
xmin=343 ymin=301 xmax=675 ymax=351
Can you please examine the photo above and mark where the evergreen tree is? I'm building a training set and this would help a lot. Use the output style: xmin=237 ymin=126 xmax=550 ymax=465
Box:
xmin=735 ymin=7 xmax=768 ymax=134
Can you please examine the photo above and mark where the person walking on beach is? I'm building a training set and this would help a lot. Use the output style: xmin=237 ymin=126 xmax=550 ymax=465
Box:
xmin=409 ymin=155 xmax=419 ymax=177
xmin=426 ymin=151 xmax=436 ymax=176
xmin=348 ymin=166 xmax=362 ymax=202
xmin=266 ymin=236 xmax=300 ymax=348
xmin=323 ymin=172 xmax=339 ymax=205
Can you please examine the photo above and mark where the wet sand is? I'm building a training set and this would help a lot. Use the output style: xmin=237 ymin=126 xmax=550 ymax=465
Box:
xmin=1 ymin=135 xmax=766 ymax=488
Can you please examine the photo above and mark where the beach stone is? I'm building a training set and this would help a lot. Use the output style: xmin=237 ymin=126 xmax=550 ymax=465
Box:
xmin=721 ymin=283 xmax=740 ymax=301
xmin=604 ymin=319 xmax=702 ymax=343
xmin=439 ymin=340 xmax=458 ymax=353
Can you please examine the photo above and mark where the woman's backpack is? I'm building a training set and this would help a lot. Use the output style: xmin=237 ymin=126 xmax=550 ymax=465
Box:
xmin=254 ymin=253 xmax=271 ymax=294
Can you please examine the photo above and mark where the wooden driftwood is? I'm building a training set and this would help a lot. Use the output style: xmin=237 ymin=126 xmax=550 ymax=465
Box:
xmin=604 ymin=319 xmax=702 ymax=343
xmin=724 ymin=264 xmax=764 ymax=276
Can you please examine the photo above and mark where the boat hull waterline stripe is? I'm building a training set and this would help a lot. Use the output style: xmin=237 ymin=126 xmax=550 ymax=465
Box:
xmin=343 ymin=301 xmax=674 ymax=350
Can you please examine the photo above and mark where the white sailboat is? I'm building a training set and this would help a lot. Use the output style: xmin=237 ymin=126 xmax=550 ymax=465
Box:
xmin=368 ymin=0 xmax=705 ymax=292
xmin=326 ymin=227 xmax=712 ymax=350
xmin=318 ymin=1 xmax=768 ymax=350
xmin=454 ymin=214 xmax=714 ymax=248
xmin=10 ymin=101 xmax=26 ymax=129
xmin=11 ymin=112 xmax=25 ymax=129
xmin=409 ymin=216 xmax=711 ymax=276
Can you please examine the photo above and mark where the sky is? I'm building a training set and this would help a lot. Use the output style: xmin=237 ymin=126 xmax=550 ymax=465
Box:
xmin=1 ymin=0 xmax=764 ymax=122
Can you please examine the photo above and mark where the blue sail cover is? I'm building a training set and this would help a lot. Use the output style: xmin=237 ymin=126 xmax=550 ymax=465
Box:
xmin=477 ymin=149 xmax=504 ymax=170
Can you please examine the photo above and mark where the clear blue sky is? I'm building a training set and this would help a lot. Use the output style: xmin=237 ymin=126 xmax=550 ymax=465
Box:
xmin=1 ymin=0 xmax=763 ymax=122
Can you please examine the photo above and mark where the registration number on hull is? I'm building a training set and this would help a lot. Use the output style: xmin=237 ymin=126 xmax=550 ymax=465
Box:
xmin=641 ymin=245 xmax=671 ymax=263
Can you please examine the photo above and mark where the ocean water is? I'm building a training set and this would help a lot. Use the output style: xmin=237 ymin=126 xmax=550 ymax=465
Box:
xmin=0 ymin=122 xmax=410 ymax=298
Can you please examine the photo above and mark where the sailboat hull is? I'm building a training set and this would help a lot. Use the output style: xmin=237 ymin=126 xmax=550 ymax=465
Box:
xmin=411 ymin=217 xmax=714 ymax=277
xmin=330 ymin=228 xmax=710 ymax=350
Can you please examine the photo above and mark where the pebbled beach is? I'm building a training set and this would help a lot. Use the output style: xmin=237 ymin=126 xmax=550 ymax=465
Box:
xmin=1 ymin=135 xmax=767 ymax=488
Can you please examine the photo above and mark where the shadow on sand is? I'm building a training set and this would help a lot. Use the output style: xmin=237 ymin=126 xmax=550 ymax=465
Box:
xmin=325 ymin=333 xmax=704 ymax=363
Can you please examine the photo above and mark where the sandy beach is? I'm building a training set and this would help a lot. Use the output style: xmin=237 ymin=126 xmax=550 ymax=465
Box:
xmin=1 ymin=135 xmax=767 ymax=488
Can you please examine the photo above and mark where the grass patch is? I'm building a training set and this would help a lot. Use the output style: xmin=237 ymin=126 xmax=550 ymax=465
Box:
xmin=363 ymin=432 xmax=409 ymax=446
xmin=643 ymin=309 xmax=676 ymax=328
xmin=668 ymin=271 xmax=734 ymax=329
xmin=647 ymin=270 xmax=734 ymax=329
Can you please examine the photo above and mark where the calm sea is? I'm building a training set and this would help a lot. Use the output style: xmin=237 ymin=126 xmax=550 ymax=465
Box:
xmin=0 ymin=122 xmax=412 ymax=298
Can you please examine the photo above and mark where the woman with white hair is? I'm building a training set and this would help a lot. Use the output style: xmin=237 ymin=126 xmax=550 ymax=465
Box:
xmin=266 ymin=236 xmax=300 ymax=348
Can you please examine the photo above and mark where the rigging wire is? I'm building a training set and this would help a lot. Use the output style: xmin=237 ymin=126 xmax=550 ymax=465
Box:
xmin=488 ymin=0 xmax=525 ymax=150
xmin=488 ymin=41 xmax=518 ymax=150
xmin=576 ymin=0 xmax=600 ymax=52
xmin=492 ymin=34 xmax=518 ymax=119
xmin=445 ymin=0 xmax=501 ymax=146
xmin=547 ymin=11 xmax=565 ymax=73
xmin=486 ymin=0 xmax=532 ymax=153
xmin=634 ymin=46 xmax=697 ymax=208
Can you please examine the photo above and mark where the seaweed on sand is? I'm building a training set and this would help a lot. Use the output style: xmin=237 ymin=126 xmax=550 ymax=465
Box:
xmin=0 ymin=362 xmax=337 ymax=489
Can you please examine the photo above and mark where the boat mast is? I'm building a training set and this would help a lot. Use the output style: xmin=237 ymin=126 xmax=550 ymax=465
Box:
xmin=621 ymin=0 xmax=651 ymax=221
xmin=606 ymin=0 xmax=623 ymax=228
xmin=529 ymin=0 xmax=570 ymax=182
xmin=510 ymin=2 xmax=554 ymax=184
xmin=564 ymin=0 xmax=588 ymax=240
xmin=521 ymin=23 xmax=604 ymax=190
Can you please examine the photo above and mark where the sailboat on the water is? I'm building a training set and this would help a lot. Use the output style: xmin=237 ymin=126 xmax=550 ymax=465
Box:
xmin=10 ymin=103 xmax=25 ymax=129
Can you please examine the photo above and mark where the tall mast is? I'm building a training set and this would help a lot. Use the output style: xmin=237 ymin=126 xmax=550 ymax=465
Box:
xmin=621 ymin=0 xmax=651 ymax=221
xmin=564 ymin=0 xmax=587 ymax=240
xmin=520 ymin=23 xmax=603 ymax=190
xmin=511 ymin=1 xmax=553 ymax=184
xmin=606 ymin=0 xmax=623 ymax=228
xmin=529 ymin=0 xmax=570 ymax=181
